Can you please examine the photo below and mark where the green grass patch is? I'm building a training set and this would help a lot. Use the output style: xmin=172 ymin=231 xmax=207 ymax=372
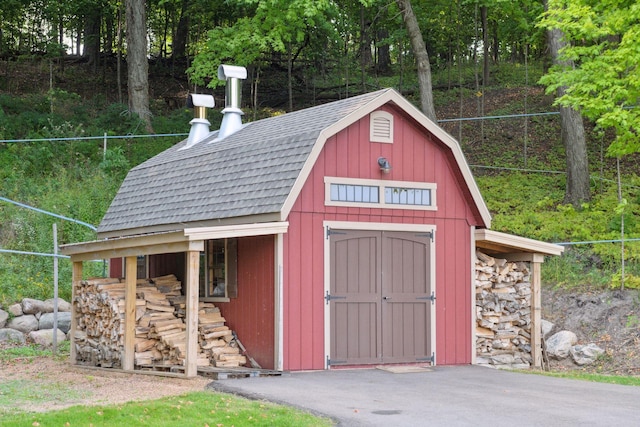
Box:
xmin=0 ymin=379 xmax=87 ymax=417
xmin=0 ymin=391 xmax=334 ymax=427
xmin=0 ymin=341 xmax=70 ymax=362
xmin=529 ymin=370 xmax=640 ymax=387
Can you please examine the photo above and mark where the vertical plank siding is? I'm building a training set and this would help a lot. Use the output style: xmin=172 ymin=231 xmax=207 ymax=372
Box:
xmin=283 ymin=106 xmax=481 ymax=369
xmin=217 ymin=235 xmax=275 ymax=370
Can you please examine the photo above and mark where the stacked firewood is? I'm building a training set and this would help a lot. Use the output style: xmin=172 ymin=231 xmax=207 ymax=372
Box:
xmin=74 ymin=277 xmax=126 ymax=367
xmin=73 ymin=275 xmax=245 ymax=369
xmin=169 ymin=297 xmax=246 ymax=367
xmin=475 ymin=251 xmax=533 ymax=368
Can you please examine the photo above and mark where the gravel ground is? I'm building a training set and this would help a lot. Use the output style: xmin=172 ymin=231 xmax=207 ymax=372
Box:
xmin=0 ymin=353 xmax=211 ymax=413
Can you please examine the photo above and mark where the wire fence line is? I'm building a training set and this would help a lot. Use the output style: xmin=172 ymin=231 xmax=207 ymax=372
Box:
xmin=0 ymin=132 xmax=188 ymax=144
xmin=0 ymin=195 xmax=97 ymax=230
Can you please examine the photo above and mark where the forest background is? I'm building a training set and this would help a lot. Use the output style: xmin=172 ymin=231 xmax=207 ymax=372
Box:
xmin=0 ymin=0 xmax=639 ymax=305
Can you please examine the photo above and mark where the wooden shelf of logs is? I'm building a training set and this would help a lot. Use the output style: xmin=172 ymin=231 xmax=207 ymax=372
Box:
xmin=73 ymin=275 xmax=246 ymax=370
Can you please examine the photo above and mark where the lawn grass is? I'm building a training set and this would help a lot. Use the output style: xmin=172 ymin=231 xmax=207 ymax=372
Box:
xmin=0 ymin=391 xmax=334 ymax=427
xmin=529 ymin=370 xmax=640 ymax=386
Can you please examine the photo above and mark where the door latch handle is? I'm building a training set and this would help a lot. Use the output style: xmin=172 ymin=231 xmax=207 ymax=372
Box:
xmin=383 ymin=296 xmax=391 ymax=301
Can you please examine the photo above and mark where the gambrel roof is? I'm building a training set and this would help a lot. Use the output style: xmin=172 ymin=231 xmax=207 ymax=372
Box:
xmin=98 ymin=88 xmax=491 ymax=238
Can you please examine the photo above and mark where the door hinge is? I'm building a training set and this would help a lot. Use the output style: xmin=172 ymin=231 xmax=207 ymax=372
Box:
xmin=327 ymin=355 xmax=346 ymax=366
xmin=325 ymin=290 xmax=346 ymax=305
xmin=326 ymin=226 xmax=347 ymax=239
xmin=416 ymin=291 xmax=436 ymax=304
xmin=416 ymin=231 xmax=434 ymax=242
xmin=416 ymin=352 xmax=435 ymax=364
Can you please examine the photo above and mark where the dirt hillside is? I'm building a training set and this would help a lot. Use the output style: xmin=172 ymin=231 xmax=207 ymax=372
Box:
xmin=542 ymin=287 xmax=640 ymax=375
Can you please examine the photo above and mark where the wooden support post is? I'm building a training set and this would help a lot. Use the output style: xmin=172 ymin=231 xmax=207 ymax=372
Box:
xmin=123 ymin=256 xmax=137 ymax=371
xmin=184 ymin=250 xmax=200 ymax=377
xmin=531 ymin=260 xmax=542 ymax=368
xmin=70 ymin=261 xmax=83 ymax=364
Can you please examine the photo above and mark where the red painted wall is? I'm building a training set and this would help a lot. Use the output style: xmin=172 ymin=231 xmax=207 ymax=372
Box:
xmin=283 ymin=105 xmax=480 ymax=370
xmin=149 ymin=253 xmax=185 ymax=282
xmin=109 ymin=257 xmax=123 ymax=278
xmin=217 ymin=235 xmax=275 ymax=369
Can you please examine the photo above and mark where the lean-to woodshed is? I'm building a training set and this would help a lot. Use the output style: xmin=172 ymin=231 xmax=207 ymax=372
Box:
xmin=61 ymin=66 xmax=562 ymax=376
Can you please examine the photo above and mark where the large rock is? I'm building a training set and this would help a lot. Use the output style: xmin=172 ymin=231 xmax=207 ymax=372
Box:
xmin=546 ymin=330 xmax=578 ymax=359
xmin=541 ymin=319 xmax=554 ymax=339
xmin=38 ymin=312 xmax=72 ymax=333
xmin=6 ymin=314 xmax=39 ymax=334
xmin=7 ymin=303 xmax=23 ymax=316
xmin=570 ymin=343 xmax=605 ymax=366
xmin=0 ymin=309 xmax=8 ymax=328
xmin=21 ymin=298 xmax=49 ymax=315
xmin=0 ymin=328 xmax=25 ymax=344
xmin=29 ymin=329 xmax=66 ymax=347
xmin=490 ymin=354 xmax=515 ymax=365
xmin=44 ymin=298 xmax=72 ymax=312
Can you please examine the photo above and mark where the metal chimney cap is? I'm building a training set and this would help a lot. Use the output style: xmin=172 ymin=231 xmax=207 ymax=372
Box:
xmin=218 ymin=64 xmax=247 ymax=81
xmin=187 ymin=94 xmax=215 ymax=108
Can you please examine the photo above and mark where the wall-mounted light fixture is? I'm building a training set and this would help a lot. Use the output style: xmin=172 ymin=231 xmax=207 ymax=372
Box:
xmin=378 ymin=157 xmax=392 ymax=174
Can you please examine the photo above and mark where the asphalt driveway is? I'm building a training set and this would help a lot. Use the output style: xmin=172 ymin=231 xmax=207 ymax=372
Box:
xmin=207 ymin=365 xmax=640 ymax=426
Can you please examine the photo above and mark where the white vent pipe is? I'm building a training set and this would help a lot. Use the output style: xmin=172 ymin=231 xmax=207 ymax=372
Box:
xmin=181 ymin=93 xmax=215 ymax=150
xmin=217 ymin=64 xmax=247 ymax=139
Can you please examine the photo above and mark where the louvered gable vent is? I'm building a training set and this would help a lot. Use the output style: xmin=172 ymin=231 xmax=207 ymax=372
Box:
xmin=369 ymin=110 xmax=393 ymax=143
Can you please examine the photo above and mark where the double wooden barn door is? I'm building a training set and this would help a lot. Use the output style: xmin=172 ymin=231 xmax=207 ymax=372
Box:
xmin=329 ymin=229 xmax=433 ymax=366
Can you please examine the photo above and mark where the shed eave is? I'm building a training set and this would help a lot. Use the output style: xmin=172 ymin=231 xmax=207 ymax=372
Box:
xmin=475 ymin=228 xmax=564 ymax=257
xmin=184 ymin=221 xmax=289 ymax=240
xmin=59 ymin=230 xmax=196 ymax=261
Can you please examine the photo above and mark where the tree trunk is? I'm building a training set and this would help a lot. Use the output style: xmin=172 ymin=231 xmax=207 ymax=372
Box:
xmin=83 ymin=9 xmax=101 ymax=71
xmin=359 ymin=4 xmax=373 ymax=88
xmin=481 ymin=6 xmax=490 ymax=85
xmin=545 ymin=1 xmax=590 ymax=206
xmin=376 ymin=28 xmax=391 ymax=75
xmin=173 ymin=0 xmax=189 ymax=59
xmin=395 ymin=0 xmax=437 ymax=121
xmin=125 ymin=0 xmax=153 ymax=132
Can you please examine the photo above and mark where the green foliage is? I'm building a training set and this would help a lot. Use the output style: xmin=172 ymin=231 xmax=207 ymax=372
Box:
xmin=611 ymin=273 xmax=640 ymax=290
xmin=538 ymin=0 xmax=640 ymax=156
xmin=0 ymin=91 xmax=186 ymax=308
xmin=477 ymin=171 xmax=640 ymax=288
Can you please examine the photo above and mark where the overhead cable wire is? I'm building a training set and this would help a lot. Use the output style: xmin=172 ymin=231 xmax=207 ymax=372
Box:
xmin=0 ymin=195 xmax=97 ymax=230
xmin=0 ymin=133 xmax=188 ymax=144
xmin=0 ymin=248 xmax=70 ymax=258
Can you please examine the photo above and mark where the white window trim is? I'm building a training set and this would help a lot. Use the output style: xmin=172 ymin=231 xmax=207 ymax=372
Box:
xmin=370 ymin=110 xmax=394 ymax=143
xmin=324 ymin=176 xmax=437 ymax=211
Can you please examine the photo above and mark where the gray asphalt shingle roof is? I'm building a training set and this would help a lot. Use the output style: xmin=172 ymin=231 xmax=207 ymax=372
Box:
xmin=98 ymin=89 xmax=390 ymax=236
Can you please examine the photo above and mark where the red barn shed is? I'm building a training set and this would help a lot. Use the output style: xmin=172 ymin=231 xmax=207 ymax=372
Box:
xmin=62 ymin=66 xmax=562 ymax=376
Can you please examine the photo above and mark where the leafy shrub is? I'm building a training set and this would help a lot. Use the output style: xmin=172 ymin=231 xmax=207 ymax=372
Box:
xmin=610 ymin=272 xmax=640 ymax=290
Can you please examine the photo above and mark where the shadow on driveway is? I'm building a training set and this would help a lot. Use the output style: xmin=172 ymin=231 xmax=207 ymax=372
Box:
xmin=208 ymin=365 xmax=640 ymax=426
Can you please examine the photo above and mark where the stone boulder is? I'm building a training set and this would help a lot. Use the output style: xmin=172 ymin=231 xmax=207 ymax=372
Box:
xmin=540 ymin=319 xmax=554 ymax=339
xmin=29 ymin=329 xmax=66 ymax=347
xmin=38 ymin=312 xmax=72 ymax=333
xmin=44 ymin=298 xmax=72 ymax=312
xmin=546 ymin=330 xmax=578 ymax=359
xmin=21 ymin=298 xmax=49 ymax=315
xmin=0 ymin=328 xmax=26 ymax=344
xmin=0 ymin=309 xmax=8 ymax=328
xmin=6 ymin=314 xmax=39 ymax=334
xmin=7 ymin=303 xmax=23 ymax=317
xmin=570 ymin=343 xmax=605 ymax=366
